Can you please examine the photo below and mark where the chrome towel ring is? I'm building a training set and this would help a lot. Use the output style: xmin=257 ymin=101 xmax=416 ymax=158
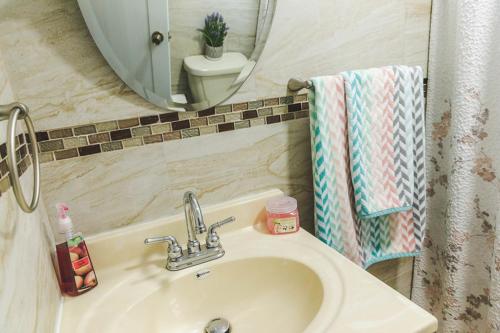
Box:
xmin=0 ymin=102 xmax=40 ymax=213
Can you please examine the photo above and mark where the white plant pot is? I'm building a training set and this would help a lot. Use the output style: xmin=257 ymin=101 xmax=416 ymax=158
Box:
xmin=205 ymin=45 xmax=223 ymax=60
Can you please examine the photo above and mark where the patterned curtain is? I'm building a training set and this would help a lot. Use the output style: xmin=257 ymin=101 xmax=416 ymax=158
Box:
xmin=412 ymin=1 xmax=500 ymax=332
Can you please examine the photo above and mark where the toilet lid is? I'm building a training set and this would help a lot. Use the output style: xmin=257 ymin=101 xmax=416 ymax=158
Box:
xmin=183 ymin=52 xmax=248 ymax=77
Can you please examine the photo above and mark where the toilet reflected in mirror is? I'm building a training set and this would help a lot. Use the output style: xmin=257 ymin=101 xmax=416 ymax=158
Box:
xmin=77 ymin=0 xmax=276 ymax=112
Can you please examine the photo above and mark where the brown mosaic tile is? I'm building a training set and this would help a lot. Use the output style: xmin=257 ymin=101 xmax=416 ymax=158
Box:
xmin=159 ymin=112 xmax=179 ymax=123
xmin=172 ymin=120 xmax=190 ymax=131
xmin=250 ymin=118 xmax=266 ymax=127
xmin=190 ymin=117 xmax=207 ymax=127
xmin=279 ymin=96 xmax=294 ymax=105
xmin=266 ymin=115 xmax=281 ymax=124
xmin=0 ymin=159 xmax=8 ymax=176
xmin=281 ymin=113 xmax=295 ymax=122
xmin=88 ymin=132 xmax=111 ymax=144
xmin=0 ymin=176 xmax=10 ymax=193
xmin=17 ymin=157 xmax=28 ymax=175
xmin=63 ymin=137 xmax=88 ymax=149
xmin=101 ymin=141 xmax=123 ymax=152
xmin=235 ymin=120 xmax=250 ymax=129
xmin=122 ymin=137 xmax=143 ymax=148
xmin=225 ymin=112 xmax=241 ymax=122
xmin=39 ymin=139 xmax=64 ymax=152
xmin=143 ymin=134 xmax=163 ymax=144
xmin=181 ymin=128 xmax=200 ymax=138
xmin=264 ymin=98 xmax=279 ymax=106
xmin=163 ymin=131 xmax=182 ymax=141
xmin=199 ymin=125 xmax=217 ymax=135
xmin=178 ymin=112 xmax=197 ymax=120
xmin=16 ymin=145 xmax=27 ymax=161
xmin=131 ymin=126 xmax=152 ymax=137
xmin=151 ymin=123 xmax=172 ymax=134
xmin=54 ymin=148 xmax=79 ymax=160
xmin=17 ymin=134 xmax=25 ymax=145
xmin=272 ymin=106 xmax=288 ymax=115
xmin=96 ymin=121 xmax=118 ymax=132
xmin=295 ymin=110 xmax=310 ymax=119
xmin=110 ymin=129 xmax=132 ymax=141
xmin=40 ymin=152 xmax=54 ymax=163
xmin=242 ymin=110 xmax=258 ymax=119
xmin=118 ymin=118 xmax=140 ymax=129
xmin=49 ymin=128 xmax=73 ymax=139
xmin=73 ymin=125 xmax=97 ymax=136
xmin=248 ymin=100 xmax=264 ymax=109
xmin=232 ymin=102 xmax=248 ymax=111
xmin=218 ymin=123 xmax=235 ymax=132
xmin=215 ymin=105 xmax=232 ymax=114
xmin=78 ymin=144 xmax=101 ymax=156
xmin=288 ymin=103 xmax=302 ymax=112
xmin=257 ymin=108 xmax=272 ymax=117
xmin=208 ymin=115 xmax=225 ymax=125
xmin=35 ymin=131 xmax=49 ymax=142
xmin=294 ymin=94 xmax=308 ymax=103
xmin=198 ymin=107 xmax=215 ymax=117
xmin=140 ymin=115 xmax=159 ymax=125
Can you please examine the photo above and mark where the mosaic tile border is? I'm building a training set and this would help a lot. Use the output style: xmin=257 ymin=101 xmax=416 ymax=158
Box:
xmin=32 ymin=94 xmax=310 ymax=164
xmin=0 ymin=134 xmax=33 ymax=197
xmin=0 ymin=79 xmax=427 ymax=166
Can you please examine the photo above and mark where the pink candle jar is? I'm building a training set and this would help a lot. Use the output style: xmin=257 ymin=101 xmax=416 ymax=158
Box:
xmin=265 ymin=196 xmax=300 ymax=235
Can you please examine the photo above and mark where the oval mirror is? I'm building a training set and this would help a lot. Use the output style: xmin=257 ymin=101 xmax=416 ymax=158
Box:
xmin=77 ymin=0 xmax=276 ymax=112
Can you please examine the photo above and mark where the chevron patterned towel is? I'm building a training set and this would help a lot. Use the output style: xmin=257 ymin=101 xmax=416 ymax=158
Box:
xmin=342 ymin=66 xmax=417 ymax=219
xmin=309 ymin=69 xmax=425 ymax=268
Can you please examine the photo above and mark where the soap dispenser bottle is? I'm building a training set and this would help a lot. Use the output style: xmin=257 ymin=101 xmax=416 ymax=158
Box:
xmin=55 ymin=203 xmax=98 ymax=296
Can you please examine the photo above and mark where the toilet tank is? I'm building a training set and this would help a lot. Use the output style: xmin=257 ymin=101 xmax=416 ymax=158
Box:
xmin=183 ymin=52 xmax=248 ymax=105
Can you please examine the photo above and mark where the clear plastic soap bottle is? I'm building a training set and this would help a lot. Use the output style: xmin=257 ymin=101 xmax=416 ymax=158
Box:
xmin=55 ymin=203 xmax=98 ymax=296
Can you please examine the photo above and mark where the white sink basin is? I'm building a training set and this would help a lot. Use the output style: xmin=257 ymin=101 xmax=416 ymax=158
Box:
xmin=114 ymin=257 xmax=323 ymax=333
xmin=60 ymin=190 xmax=437 ymax=333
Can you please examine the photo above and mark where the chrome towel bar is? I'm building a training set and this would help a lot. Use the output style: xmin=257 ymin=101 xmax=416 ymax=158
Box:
xmin=287 ymin=78 xmax=312 ymax=92
xmin=0 ymin=102 xmax=40 ymax=213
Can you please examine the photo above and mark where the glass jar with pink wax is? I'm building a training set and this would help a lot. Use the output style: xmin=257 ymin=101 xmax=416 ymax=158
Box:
xmin=265 ymin=196 xmax=300 ymax=235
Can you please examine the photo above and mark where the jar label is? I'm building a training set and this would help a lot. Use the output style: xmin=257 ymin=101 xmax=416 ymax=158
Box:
xmin=273 ymin=217 xmax=297 ymax=233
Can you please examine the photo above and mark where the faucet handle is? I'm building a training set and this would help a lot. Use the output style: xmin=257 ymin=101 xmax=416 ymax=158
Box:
xmin=206 ymin=216 xmax=236 ymax=248
xmin=144 ymin=235 xmax=183 ymax=260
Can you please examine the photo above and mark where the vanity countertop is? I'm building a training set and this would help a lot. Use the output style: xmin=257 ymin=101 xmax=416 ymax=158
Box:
xmin=58 ymin=190 xmax=437 ymax=333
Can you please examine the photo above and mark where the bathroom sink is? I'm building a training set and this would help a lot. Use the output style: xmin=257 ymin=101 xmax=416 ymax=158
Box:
xmin=113 ymin=257 xmax=323 ymax=333
xmin=60 ymin=190 xmax=437 ymax=333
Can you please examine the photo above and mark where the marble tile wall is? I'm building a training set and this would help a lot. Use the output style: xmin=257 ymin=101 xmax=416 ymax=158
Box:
xmin=169 ymin=0 xmax=259 ymax=94
xmin=0 ymin=50 xmax=60 ymax=333
xmin=0 ymin=0 xmax=430 ymax=130
xmin=0 ymin=0 xmax=431 ymax=301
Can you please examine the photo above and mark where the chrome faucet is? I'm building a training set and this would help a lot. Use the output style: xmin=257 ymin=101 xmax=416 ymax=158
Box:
xmin=183 ymin=191 xmax=206 ymax=254
xmin=144 ymin=191 xmax=235 ymax=271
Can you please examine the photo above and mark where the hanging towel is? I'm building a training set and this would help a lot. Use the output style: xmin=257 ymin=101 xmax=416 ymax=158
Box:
xmin=309 ymin=67 xmax=426 ymax=268
xmin=342 ymin=66 xmax=414 ymax=219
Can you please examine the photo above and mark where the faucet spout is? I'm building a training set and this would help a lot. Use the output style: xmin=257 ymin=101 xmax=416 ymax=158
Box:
xmin=183 ymin=191 xmax=206 ymax=254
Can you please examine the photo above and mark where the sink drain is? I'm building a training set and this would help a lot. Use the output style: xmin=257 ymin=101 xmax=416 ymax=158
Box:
xmin=204 ymin=317 xmax=231 ymax=333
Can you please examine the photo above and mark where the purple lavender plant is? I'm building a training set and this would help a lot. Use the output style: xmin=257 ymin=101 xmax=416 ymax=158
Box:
xmin=198 ymin=12 xmax=229 ymax=47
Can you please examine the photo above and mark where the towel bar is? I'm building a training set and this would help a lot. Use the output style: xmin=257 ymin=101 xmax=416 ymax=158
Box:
xmin=0 ymin=103 xmax=40 ymax=213
xmin=287 ymin=78 xmax=312 ymax=92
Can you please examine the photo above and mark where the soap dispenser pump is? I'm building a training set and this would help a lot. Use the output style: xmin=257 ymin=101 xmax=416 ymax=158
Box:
xmin=55 ymin=203 xmax=98 ymax=296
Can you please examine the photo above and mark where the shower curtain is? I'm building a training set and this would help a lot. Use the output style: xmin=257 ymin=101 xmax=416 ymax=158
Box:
xmin=412 ymin=1 xmax=500 ymax=332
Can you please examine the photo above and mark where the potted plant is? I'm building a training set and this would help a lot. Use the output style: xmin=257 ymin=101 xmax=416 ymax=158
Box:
xmin=198 ymin=12 xmax=229 ymax=60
